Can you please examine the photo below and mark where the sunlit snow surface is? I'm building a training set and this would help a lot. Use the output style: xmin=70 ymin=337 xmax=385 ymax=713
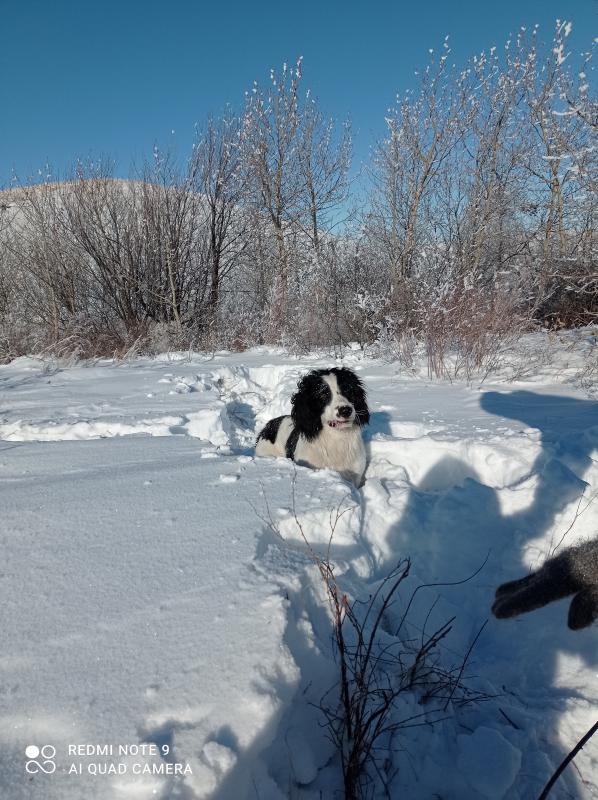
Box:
xmin=1 ymin=340 xmax=597 ymax=799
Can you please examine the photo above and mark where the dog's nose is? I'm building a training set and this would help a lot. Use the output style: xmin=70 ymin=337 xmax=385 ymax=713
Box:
xmin=337 ymin=406 xmax=353 ymax=418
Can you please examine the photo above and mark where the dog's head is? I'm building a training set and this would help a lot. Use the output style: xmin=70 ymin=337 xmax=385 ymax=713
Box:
xmin=291 ymin=367 xmax=370 ymax=441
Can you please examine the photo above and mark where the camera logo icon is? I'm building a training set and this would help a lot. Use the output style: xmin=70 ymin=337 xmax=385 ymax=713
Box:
xmin=25 ymin=745 xmax=56 ymax=774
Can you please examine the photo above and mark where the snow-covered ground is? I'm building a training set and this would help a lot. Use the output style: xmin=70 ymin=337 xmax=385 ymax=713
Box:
xmin=1 ymin=335 xmax=597 ymax=799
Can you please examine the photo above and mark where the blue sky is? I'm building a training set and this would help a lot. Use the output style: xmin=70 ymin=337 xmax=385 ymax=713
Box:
xmin=1 ymin=0 xmax=596 ymax=185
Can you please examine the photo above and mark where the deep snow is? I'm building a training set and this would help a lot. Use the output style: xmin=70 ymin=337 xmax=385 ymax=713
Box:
xmin=1 ymin=339 xmax=597 ymax=799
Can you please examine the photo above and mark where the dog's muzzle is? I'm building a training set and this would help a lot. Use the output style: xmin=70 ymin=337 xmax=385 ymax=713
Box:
xmin=328 ymin=406 xmax=354 ymax=427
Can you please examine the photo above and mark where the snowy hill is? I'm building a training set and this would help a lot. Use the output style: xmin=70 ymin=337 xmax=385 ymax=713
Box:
xmin=1 ymin=341 xmax=597 ymax=799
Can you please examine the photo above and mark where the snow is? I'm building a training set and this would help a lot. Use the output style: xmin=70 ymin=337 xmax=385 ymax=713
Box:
xmin=3 ymin=438 xmax=304 ymax=799
xmin=457 ymin=726 xmax=522 ymax=798
xmin=1 ymin=336 xmax=597 ymax=799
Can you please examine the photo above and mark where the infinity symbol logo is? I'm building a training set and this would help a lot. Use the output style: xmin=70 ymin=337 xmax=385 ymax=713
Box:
xmin=25 ymin=745 xmax=56 ymax=774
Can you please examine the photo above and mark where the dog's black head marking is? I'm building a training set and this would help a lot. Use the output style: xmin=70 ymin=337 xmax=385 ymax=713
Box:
xmin=256 ymin=415 xmax=286 ymax=444
xmin=291 ymin=367 xmax=369 ymax=441
xmin=291 ymin=371 xmax=330 ymax=440
xmin=334 ymin=367 xmax=370 ymax=427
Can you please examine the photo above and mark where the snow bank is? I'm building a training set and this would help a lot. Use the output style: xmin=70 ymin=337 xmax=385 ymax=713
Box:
xmin=1 ymin=338 xmax=597 ymax=799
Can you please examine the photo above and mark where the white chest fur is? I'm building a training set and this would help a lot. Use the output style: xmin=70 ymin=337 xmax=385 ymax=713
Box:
xmin=294 ymin=424 xmax=366 ymax=486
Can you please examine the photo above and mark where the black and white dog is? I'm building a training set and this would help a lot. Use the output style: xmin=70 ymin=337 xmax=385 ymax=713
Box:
xmin=255 ymin=367 xmax=370 ymax=486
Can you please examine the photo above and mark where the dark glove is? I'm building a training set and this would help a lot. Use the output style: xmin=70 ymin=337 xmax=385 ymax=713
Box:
xmin=492 ymin=540 xmax=598 ymax=630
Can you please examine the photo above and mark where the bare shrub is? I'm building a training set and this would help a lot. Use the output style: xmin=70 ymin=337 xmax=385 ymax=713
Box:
xmin=421 ymin=284 xmax=531 ymax=381
xmin=577 ymin=332 xmax=598 ymax=397
xmin=256 ymin=479 xmax=489 ymax=799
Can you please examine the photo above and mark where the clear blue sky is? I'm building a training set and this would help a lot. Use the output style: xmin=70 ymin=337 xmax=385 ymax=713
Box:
xmin=1 ymin=0 xmax=596 ymax=185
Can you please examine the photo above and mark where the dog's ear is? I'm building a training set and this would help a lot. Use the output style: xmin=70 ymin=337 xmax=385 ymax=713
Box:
xmin=291 ymin=372 xmax=325 ymax=440
xmin=355 ymin=384 xmax=370 ymax=426
xmin=337 ymin=368 xmax=370 ymax=426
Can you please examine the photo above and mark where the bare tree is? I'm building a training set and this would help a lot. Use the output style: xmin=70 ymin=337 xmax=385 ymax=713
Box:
xmin=6 ymin=178 xmax=86 ymax=341
xmin=297 ymin=100 xmax=351 ymax=255
xmin=242 ymin=59 xmax=306 ymax=335
xmin=190 ymin=111 xmax=249 ymax=327
xmin=134 ymin=146 xmax=207 ymax=332
xmin=368 ymin=40 xmax=474 ymax=300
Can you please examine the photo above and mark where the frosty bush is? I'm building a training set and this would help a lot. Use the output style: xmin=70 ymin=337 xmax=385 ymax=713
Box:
xmin=0 ymin=23 xmax=596 ymax=361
